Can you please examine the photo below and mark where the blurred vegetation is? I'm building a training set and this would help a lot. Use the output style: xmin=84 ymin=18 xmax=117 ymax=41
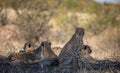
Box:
xmin=54 ymin=0 xmax=120 ymax=34
xmin=0 ymin=0 xmax=59 ymax=43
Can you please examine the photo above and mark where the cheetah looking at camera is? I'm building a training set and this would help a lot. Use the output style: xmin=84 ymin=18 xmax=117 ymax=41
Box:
xmin=34 ymin=41 xmax=57 ymax=59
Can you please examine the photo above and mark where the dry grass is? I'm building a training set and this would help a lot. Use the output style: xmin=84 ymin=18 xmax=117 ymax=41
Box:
xmin=84 ymin=26 xmax=120 ymax=61
xmin=0 ymin=24 xmax=25 ymax=56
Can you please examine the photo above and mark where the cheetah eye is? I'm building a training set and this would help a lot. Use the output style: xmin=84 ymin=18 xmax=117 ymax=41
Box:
xmin=41 ymin=42 xmax=44 ymax=47
xmin=49 ymin=42 xmax=51 ymax=46
xmin=28 ymin=43 xmax=31 ymax=48
xmin=84 ymin=46 xmax=86 ymax=49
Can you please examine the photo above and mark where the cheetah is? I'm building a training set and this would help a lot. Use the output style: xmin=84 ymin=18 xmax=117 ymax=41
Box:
xmin=24 ymin=41 xmax=57 ymax=61
xmin=39 ymin=41 xmax=57 ymax=59
xmin=80 ymin=45 xmax=96 ymax=64
xmin=59 ymin=28 xmax=85 ymax=66
xmin=22 ymin=42 xmax=34 ymax=52
xmin=7 ymin=41 xmax=58 ymax=64
xmin=6 ymin=42 xmax=37 ymax=64
xmin=6 ymin=52 xmax=37 ymax=64
xmin=34 ymin=41 xmax=59 ymax=67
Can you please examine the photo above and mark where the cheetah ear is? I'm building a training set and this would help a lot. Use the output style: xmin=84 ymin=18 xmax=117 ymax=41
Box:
xmin=84 ymin=45 xmax=87 ymax=50
xmin=41 ymin=42 xmax=44 ymax=47
xmin=49 ymin=42 xmax=51 ymax=46
xmin=28 ymin=43 xmax=31 ymax=48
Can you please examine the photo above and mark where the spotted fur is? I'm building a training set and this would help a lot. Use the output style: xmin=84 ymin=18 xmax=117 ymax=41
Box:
xmin=80 ymin=45 xmax=96 ymax=63
xmin=59 ymin=28 xmax=85 ymax=66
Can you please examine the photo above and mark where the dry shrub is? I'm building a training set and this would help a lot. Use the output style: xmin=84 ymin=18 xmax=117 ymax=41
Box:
xmin=0 ymin=8 xmax=18 ymax=26
xmin=0 ymin=24 xmax=25 ymax=56
xmin=0 ymin=0 xmax=58 ymax=46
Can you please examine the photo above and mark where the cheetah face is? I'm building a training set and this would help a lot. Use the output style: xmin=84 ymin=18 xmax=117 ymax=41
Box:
xmin=23 ymin=42 xmax=34 ymax=52
xmin=75 ymin=28 xmax=84 ymax=37
xmin=83 ymin=45 xmax=92 ymax=54
xmin=79 ymin=45 xmax=92 ymax=55
xmin=41 ymin=41 xmax=51 ymax=49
